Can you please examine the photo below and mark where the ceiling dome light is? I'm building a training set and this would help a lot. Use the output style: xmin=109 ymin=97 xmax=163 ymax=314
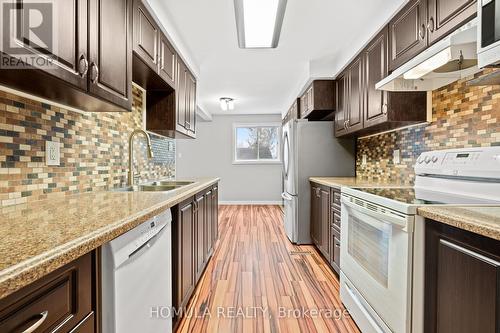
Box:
xmin=220 ymin=97 xmax=235 ymax=111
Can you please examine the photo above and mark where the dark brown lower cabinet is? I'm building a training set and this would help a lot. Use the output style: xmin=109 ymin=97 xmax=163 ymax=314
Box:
xmin=0 ymin=251 xmax=98 ymax=333
xmin=172 ymin=184 xmax=219 ymax=329
xmin=425 ymin=220 xmax=500 ymax=333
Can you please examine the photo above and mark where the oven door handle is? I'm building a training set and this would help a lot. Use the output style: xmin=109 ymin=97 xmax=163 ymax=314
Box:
xmin=342 ymin=198 xmax=410 ymax=230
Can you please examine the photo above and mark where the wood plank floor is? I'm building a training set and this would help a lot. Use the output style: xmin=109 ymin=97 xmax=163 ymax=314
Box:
xmin=177 ymin=205 xmax=360 ymax=333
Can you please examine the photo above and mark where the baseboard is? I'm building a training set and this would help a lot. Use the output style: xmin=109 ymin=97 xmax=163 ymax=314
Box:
xmin=219 ymin=201 xmax=283 ymax=205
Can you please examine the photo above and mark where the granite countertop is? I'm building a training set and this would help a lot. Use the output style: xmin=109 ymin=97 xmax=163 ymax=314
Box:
xmin=418 ymin=206 xmax=500 ymax=241
xmin=309 ymin=177 xmax=406 ymax=189
xmin=0 ymin=177 xmax=219 ymax=299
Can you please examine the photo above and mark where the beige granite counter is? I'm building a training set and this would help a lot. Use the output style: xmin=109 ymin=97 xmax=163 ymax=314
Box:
xmin=418 ymin=206 xmax=500 ymax=241
xmin=0 ymin=177 xmax=219 ymax=299
xmin=309 ymin=177 xmax=405 ymax=189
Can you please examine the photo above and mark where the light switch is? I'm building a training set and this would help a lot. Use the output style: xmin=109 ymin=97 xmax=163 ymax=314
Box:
xmin=46 ymin=141 xmax=61 ymax=166
xmin=393 ymin=149 xmax=401 ymax=165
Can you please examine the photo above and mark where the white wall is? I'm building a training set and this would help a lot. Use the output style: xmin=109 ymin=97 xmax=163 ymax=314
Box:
xmin=176 ymin=114 xmax=282 ymax=204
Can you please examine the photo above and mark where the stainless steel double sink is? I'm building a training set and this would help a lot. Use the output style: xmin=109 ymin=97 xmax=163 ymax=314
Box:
xmin=113 ymin=180 xmax=194 ymax=192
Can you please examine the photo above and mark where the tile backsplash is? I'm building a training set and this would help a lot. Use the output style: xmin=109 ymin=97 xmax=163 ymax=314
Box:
xmin=356 ymin=69 xmax=500 ymax=184
xmin=0 ymin=86 xmax=175 ymax=206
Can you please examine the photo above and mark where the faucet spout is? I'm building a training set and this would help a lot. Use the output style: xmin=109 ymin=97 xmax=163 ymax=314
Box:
xmin=128 ymin=129 xmax=154 ymax=186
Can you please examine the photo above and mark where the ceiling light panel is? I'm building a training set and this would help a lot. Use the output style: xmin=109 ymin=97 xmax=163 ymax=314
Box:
xmin=234 ymin=0 xmax=287 ymax=48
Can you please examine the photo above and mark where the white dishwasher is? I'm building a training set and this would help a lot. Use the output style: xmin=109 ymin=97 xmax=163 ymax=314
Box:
xmin=101 ymin=209 xmax=172 ymax=333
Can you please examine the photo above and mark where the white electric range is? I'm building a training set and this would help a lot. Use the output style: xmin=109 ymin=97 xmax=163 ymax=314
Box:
xmin=339 ymin=147 xmax=500 ymax=333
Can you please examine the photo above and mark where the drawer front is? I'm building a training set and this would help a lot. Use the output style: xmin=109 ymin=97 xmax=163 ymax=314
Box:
xmin=0 ymin=253 xmax=93 ymax=333
xmin=332 ymin=224 xmax=341 ymax=239
xmin=332 ymin=211 xmax=341 ymax=229
xmin=333 ymin=191 xmax=341 ymax=207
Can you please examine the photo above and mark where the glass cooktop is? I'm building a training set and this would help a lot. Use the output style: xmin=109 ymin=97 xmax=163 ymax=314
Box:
xmin=351 ymin=187 xmax=500 ymax=205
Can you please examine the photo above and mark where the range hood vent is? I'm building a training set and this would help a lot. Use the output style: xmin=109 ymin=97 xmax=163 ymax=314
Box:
xmin=376 ymin=19 xmax=480 ymax=92
xmin=467 ymin=69 xmax=500 ymax=86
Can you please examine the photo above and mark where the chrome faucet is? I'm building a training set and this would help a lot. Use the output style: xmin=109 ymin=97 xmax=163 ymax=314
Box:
xmin=128 ymin=129 xmax=154 ymax=186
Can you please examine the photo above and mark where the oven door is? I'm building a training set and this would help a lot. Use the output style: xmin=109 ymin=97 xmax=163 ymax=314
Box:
xmin=340 ymin=194 xmax=414 ymax=333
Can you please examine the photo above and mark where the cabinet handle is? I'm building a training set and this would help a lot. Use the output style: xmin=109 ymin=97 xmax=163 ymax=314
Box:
xmin=382 ymin=103 xmax=388 ymax=115
xmin=78 ymin=54 xmax=88 ymax=77
xmin=419 ymin=24 xmax=426 ymax=40
xmin=90 ymin=62 xmax=99 ymax=83
xmin=22 ymin=310 xmax=48 ymax=333
xmin=427 ymin=17 xmax=435 ymax=33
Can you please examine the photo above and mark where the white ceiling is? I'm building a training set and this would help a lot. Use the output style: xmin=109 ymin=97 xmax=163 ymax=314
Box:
xmin=147 ymin=0 xmax=407 ymax=116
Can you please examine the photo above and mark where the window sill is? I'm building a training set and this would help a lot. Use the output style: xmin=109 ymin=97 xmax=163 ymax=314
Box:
xmin=232 ymin=160 xmax=282 ymax=165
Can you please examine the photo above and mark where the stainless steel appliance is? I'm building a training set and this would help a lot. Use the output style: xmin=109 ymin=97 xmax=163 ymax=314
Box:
xmin=478 ymin=0 xmax=500 ymax=67
xmin=281 ymin=119 xmax=355 ymax=244
xmin=102 ymin=209 xmax=172 ymax=333
xmin=340 ymin=147 xmax=500 ymax=333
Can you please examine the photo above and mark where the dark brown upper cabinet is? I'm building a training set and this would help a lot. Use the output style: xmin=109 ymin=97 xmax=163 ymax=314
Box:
xmin=283 ymin=99 xmax=300 ymax=124
xmin=335 ymin=27 xmax=427 ymax=138
xmin=389 ymin=0 xmax=428 ymax=72
xmin=299 ymin=80 xmax=335 ymax=120
xmin=389 ymin=0 xmax=477 ymax=72
xmin=133 ymin=0 xmax=159 ymax=72
xmin=88 ymin=0 xmax=132 ymax=110
xmin=0 ymin=0 xmax=132 ymax=112
xmin=159 ymin=34 xmax=177 ymax=88
xmin=427 ymin=0 xmax=477 ymax=44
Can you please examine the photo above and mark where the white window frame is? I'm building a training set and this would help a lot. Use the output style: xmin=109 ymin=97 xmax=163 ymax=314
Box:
xmin=232 ymin=123 xmax=282 ymax=165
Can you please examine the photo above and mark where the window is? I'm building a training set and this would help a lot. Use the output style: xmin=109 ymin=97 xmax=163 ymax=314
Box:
xmin=233 ymin=123 xmax=281 ymax=164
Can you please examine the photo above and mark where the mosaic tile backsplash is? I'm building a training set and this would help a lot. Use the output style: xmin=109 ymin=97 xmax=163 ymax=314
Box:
xmin=0 ymin=86 xmax=175 ymax=206
xmin=356 ymin=70 xmax=500 ymax=184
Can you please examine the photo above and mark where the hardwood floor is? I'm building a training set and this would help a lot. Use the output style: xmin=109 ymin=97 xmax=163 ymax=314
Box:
xmin=177 ymin=205 xmax=360 ymax=333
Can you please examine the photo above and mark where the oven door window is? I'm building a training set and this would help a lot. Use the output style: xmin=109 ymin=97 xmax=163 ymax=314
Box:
xmin=347 ymin=214 xmax=391 ymax=287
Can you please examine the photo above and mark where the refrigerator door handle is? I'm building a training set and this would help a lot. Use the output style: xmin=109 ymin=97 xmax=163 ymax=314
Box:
xmin=283 ymin=131 xmax=290 ymax=178
xmin=281 ymin=192 xmax=293 ymax=201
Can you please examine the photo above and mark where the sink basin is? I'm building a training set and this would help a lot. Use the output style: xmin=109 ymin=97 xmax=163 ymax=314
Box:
xmin=147 ymin=181 xmax=194 ymax=187
xmin=112 ymin=181 xmax=194 ymax=192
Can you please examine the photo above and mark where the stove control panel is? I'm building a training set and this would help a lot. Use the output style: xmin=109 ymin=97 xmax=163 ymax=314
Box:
xmin=415 ymin=147 xmax=500 ymax=179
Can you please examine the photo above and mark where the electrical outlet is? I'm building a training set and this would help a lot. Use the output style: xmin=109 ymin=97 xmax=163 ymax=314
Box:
xmin=393 ymin=149 xmax=401 ymax=165
xmin=46 ymin=141 xmax=61 ymax=166
xmin=362 ymin=154 xmax=367 ymax=166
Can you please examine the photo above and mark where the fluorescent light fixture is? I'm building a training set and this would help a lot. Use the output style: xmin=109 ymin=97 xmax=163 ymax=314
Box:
xmin=403 ymin=48 xmax=452 ymax=80
xmin=220 ymin=97 xmax=235 ymax=111
xmin=234 ymin=0 xmax=288 ymax=48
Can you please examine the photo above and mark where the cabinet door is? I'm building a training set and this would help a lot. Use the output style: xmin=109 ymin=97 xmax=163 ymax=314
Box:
xmin=334 ymin=73 xmax=347 ymax=137
xmin=194 ymin=195 xmax=206 ymax=280
xmin=300 ymin=94 xmax=307 ymax=118
xmin=0 ymin=0 xmax=88 ymax=90
xmin=310 ymin=186 xmax=320 ymax=246
xmin=176 ymin=200 xmax=195 ymax=308
xmin=212 ymin=186 xmax=219 ymax=247
xmin=306 ymin=86 xmax=314 ymax=114
xmin=89 ymin=0 xmax=132 ymax=110
xmin=132 ymin=0 xmax=158 ymax=72
xmin=205 ymin=189 xmax=213 ymax=259
xmin=186 ymin=72 xmax=197 ymax=135
xmin=319 ymin=187 xmax=331 ymax=258
xmin=425 ymin=221 xmax=500 ymax=333
xmin=364 ymin=28 xmax=389 ymax=128
xmin=158 ymin=33 xmax=176 ymax=88
xmin=347 ymin=58 xmax=364 ymax=133
xmin=427 ymin=0 xmax=476 ymax=44
xmin=389 ymin=0 xmax=427 ymax=71
xmin=176 ymin=58 xmax=188 ymax=133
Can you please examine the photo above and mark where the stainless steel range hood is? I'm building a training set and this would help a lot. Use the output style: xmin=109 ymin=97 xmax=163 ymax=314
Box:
xmin=376 ymin=19 xmax=480 ymax=91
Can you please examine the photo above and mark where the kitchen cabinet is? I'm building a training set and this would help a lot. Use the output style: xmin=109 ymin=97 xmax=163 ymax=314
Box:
xmin=0 ymin=0 xmax=132 ymax=112
xmin=427 ymin=0 xmax=477 ymax=44
xmin=389 ymin=0 xmax=476 ymax=71
xmin=145 ymin=56 xmax=197 ymax=139
xmin=0 ymin=252 xmax=97 ymax=333
xmin=388 ymin=0 xmax=428 ymax=72
xmin=133 ymin=0 xmax=159 ymax=73
xmin=172 ymin=184 xmax=219 ymax=328
xmin=335 ymin=27 xmax=427 ymax=137
xmin=425 ymin=220 xmax=500 ymax=333
xmin=299 ymin=80 xmax=336 ymax=120
xmin=310 ymin=182 xmax=331 ymax=261
xmin=159 ymin=33 xmax=177 ymax=88
xmin=283 ymin=99 xmax=300 ymax=124
xmin=330 ymin=189 xmax=341 ymax=274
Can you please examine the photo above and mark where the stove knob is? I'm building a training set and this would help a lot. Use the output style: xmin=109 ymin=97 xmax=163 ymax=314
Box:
xmin=431 ymin=156 xmax=438 ymax=163
xmin=424 ymin=156 xmax=431 ymax=164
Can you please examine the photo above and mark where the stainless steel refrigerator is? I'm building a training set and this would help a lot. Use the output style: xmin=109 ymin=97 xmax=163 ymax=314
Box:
xmin=281 ymin=119 xmax=355 ymax=244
